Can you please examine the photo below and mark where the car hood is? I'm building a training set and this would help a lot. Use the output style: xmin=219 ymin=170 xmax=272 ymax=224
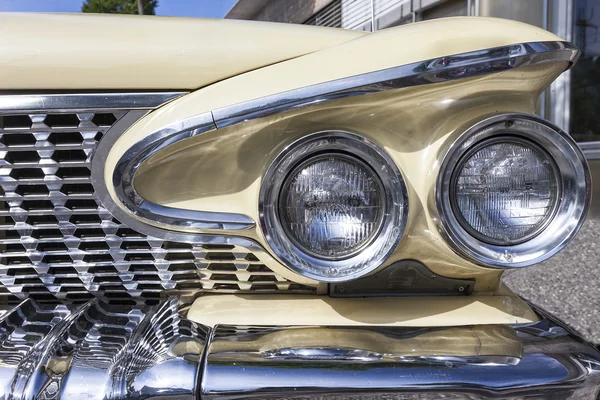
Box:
xmin=0 ymin=13 xmax=365 ymax=90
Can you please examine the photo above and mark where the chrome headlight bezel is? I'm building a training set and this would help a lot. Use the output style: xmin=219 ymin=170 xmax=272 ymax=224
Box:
xmin=436 ymin=114 xmax=591 ymax=268
xmin=259 ymin=131 xmax=408 ymax=282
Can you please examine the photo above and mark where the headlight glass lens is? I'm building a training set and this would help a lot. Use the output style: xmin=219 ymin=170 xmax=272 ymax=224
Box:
xmin=279 ymin=154 xmax=385 ymax=259
xmin=452 ymin=139 xmax=559 ymax=245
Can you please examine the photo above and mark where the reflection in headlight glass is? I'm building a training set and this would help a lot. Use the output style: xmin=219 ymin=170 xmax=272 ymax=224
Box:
xmin=453 ymin=141 xmax=558 ymax=244
xmin=279 ymin=155 xmax=385 ymax=259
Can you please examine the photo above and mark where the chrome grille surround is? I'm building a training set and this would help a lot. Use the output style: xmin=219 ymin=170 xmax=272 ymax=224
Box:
xmin=0 ymin=103 xmax=316 ymax=304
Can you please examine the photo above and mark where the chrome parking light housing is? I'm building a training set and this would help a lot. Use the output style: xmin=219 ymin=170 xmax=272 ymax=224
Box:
xmin=437 ymin=114 xmax=591 ymax=268
xmin=259 ymin=131 xmax=408 ymax=282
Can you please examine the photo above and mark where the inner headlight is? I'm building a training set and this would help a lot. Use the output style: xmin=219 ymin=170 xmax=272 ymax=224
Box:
xmin=279 ymin=153 xmax=385 ymax=259
xmin=260 ymin=131 xmax=408 ymax=282
xmin=451 ymin=138 xmax=560 ymax=245
xmin=437 ymin=114 xmax=590 ymax=268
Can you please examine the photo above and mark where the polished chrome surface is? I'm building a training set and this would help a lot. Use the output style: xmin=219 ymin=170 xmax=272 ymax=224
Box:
xmin=436 ymin=114 xmax=591 ymax=268
xmin=579 ymin=141 xmax=600 ymax=160
xmin=0 ymin=107 xmax=317 ymax=304
xmin=1 ymin=300 xmax=598 ymax=399
xmin=0 ymin=298 xmax=208 ymax=400
xmin=0 ymin=299 xmax=73 ymax=397
xmin=259 ymin=131 xmax=408 ymax=282
xmin=0 ymin=92 xmax=186 ymax=113
xmin=101 ymin=112 xmax=255 ymax=232
xmin=212 ymin=41 xmax=579 ymax=128
xmin=201 ymin=314 xmax=600 ymax=399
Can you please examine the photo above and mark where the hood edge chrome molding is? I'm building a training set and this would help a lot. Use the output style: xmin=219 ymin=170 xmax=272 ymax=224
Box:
xmin=213 ymin=40 xmax=579 ymax=128
xmin=0 ymin=92 xmax=187 ymax=113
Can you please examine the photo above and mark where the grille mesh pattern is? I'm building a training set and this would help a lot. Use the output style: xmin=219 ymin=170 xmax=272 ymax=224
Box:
xmin=0 ymin=111 xmax=315 ymax=305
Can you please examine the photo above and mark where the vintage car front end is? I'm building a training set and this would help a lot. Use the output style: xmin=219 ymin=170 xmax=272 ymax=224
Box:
xmin=0 ymin=13 xmax=598 ymax=399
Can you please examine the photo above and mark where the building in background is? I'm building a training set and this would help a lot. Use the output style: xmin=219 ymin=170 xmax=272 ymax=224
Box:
xmin=227 ymin=0 xmax=600 ymax=213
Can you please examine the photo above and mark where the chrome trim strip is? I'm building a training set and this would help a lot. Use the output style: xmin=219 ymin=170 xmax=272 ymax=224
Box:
xmin=201 ymin=310 xmax=600 ymax=399
xmin=92 ymin=113 xmax=274 ymax=270
xmin=0 ymin=92 xmax=187 ymax=113
xmin=578 ymin=141 xmax=600 ymax=160
xmin=213 ymin=41 xmax=579 ymax=128
xmin=0 ymin=298 xmax=209 ymax=400
xmin=100 ymin=112 xmax=256 ymax=231
xmin=92 ymin=113 xmax=281 ymax=267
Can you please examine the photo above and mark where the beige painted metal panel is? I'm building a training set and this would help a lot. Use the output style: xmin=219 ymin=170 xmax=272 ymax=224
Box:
xmin=105 ymin=16 xmax=563 ymax=166
xmin=102 ymin=17 xmax=569 ymax=291
xmin=187 ymin=294 xmax=539 ymax=327
xmin=129 ymin=64 xmax=567 ymax=291
xmin=0 ymin=13 xmax=364 ymax=90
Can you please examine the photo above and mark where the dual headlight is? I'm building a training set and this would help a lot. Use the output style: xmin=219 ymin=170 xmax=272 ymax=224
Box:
xmin=259 ymin=115 xmax=590 ymax=282
xmin=259 ymin=132 xmax=408 ymax=282
xmin=437 ymin=114 xmax=590 ymax=267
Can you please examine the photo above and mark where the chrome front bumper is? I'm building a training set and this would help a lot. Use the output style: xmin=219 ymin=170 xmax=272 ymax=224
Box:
xmin=0 ymin=299 xmax=598 ymax=400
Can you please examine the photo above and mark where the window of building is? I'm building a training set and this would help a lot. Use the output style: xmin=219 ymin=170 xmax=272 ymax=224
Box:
xmin=422 ymin=0 xmax=467 ymax=20
xmin=305 ymin=0 xmax=468 ymax=30
xmin=570 ymin=0 xmax=600 ymax=142
xmin=305 ymin=0 xmax=342 ymax=28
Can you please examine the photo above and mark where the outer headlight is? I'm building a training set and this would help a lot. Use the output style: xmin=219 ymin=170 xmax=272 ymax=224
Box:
xmin=260 ymin=131 xmax=408 ymax=282
xmin=437 ymin=114 xmax=590 ymax=268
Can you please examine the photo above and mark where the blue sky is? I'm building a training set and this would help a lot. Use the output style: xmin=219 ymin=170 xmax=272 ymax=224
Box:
xmin=0 ymin=0 xmax=238 ymax=18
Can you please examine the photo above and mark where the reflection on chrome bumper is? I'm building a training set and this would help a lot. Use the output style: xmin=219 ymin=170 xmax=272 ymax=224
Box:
xmin=0 ymin=300 xmax=598 ymax=399
xmin=0 ymin=298 xmax=207 ymax=400
xmin=202 ymin=311 xmax=600 ymax=400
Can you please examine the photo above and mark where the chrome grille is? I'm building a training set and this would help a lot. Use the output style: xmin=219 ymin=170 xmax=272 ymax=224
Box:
xmin=0 ymin=111 xmax=316 ymax=304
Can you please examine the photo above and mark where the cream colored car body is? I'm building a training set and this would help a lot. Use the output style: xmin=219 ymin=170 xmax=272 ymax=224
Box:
xmin=0 ymin=13 xmax=364 ymax=89
xmin=1 ymin=14 xmax=571 ymax=327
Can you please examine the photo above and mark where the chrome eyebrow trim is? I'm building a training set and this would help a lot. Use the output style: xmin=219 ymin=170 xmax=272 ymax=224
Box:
xmin=212 ymin=41 xmax=579 ymax=128
xmin=106 ymin=41 xmax=578 ymax=233
xmin=108 ymin=113 xmax=256 ymax=231
xmin=94 ymin=111 xmax=255 ymax=231
xmin=0 ymin=92 xmax=187 ymax=113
